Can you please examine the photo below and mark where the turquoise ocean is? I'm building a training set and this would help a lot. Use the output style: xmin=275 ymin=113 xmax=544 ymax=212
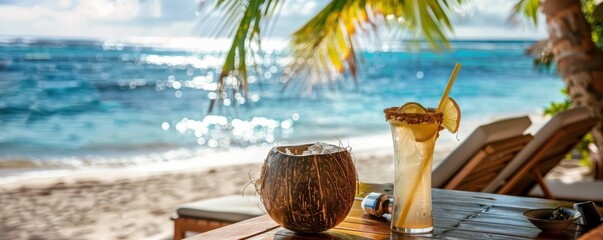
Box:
xmin=0 ymin=38 xmax=565 ymax=168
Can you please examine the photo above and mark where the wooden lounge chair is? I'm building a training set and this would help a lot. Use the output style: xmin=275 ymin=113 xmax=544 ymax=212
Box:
xmin=432 ymin=115 xmax=533 ymax=192
xmin=530 ymin=179 xmax=603 ymax=202
xmin=171 ymin=195 xmax=264 ymax=240
xmin=360 ymin=107 xmax=601 ymax=203
xmin=356 ymin=115 xmax=534 ymax=197
xmin=483 ymin=107 xmax=599 ymax=199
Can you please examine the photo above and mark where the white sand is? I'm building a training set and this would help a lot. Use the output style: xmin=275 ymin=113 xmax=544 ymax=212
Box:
xmin=0 ymin=113 xmax=564 ymax=240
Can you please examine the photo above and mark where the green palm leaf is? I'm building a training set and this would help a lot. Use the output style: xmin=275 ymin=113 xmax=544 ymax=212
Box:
xmin=199 ymin=0 xmax=283 ymax=113
xmin=511 ymin=0 xmax=540 ymax=25
xmin=285 ymin=0 xmax=458 ymax=92
xmin=200 ymin=0 xmax=459 ymax=112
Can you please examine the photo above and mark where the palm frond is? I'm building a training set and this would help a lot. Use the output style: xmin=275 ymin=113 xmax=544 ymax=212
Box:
xmin=511 ymin=0 xmax=540 ymax=25
xmin=283 ymin=0 xmax=458 ymax=93
xmin=198 ymin=0 xmax=283 ymax=113
xmin=200 ymin=0 xmax=460 ymax=112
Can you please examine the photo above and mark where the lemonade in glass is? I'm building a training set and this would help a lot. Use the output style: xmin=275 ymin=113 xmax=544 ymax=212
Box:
xmin=384 ymin=64 xmax=461 ymax=234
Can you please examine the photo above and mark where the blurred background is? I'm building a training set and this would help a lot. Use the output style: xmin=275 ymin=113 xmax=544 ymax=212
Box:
xmin=0 ymin=0 xmax=563 ymax=169
xmin=0 ymin=0 xmax=586 ymax=239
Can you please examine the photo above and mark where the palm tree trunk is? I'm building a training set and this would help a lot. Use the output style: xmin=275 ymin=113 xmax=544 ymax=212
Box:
xmin=542 ymin=0 xmax=603 ymax=179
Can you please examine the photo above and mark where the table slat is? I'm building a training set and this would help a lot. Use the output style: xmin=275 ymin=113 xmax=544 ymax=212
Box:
xmin=188 ymin=188 xmax=599 ymax=240
xmin=188 ymin=215 xmax=278 ymax=240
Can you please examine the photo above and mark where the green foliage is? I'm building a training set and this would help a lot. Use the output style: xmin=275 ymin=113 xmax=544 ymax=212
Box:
xmin=543 ymin=89 xmax=594 ymax=166
xmin=511 ymin=0 xmax=540 ymax=25
xmin=543 ymin=89 xmax=571 ymax=116
xmin=200 ymin=0 xmax=460 ymax=112
xmin=582 ymin=0 xmax=603 ymax=49
xmin=200 ymin=0 xmax=284 ymax=113
xmin=286 ymin=0 xmax=458 ymax=91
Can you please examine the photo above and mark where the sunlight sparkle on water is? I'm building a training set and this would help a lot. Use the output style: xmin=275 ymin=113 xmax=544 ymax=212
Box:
xmin=187 ymin=76 xmax=217 ymax=91
xmin=250 ymin=95 xmax=260 ymax=102
xmin=269 ymin=66 xmax=278 ymax=73
xmin=170 ymin=115 xmax=293 ymax=148
xmin=281 ymin=120 xmax=293 ymax=129
xmin=234 ymin=93 xmax=246 ymax=104
xmin=141 ymin=54 xmax=224 ymax=69
xmin=153 ymin=74 xmax=219 ymax=93
xmin=172 ymin=81 xmax=181 ymax=89
xmin=248 ymin=76 xmax=257 ymax=83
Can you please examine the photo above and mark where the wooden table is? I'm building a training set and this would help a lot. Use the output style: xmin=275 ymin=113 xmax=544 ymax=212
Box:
xmin=188 ymin=187 xmax=600 ymax=240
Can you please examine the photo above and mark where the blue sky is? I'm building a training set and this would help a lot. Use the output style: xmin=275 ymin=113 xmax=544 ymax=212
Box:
xmin=0 ymin=0 xmax=548 ymax=40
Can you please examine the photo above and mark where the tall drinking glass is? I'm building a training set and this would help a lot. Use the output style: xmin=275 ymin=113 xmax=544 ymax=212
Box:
xmin=384 ymin=107 xmax=442 ymax=234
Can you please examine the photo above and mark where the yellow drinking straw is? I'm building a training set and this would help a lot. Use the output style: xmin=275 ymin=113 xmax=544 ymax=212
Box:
xmin=395 ymin=63 xmax=461 ymax=228
xmin=437 ymin=63 xmax=461 ymax=113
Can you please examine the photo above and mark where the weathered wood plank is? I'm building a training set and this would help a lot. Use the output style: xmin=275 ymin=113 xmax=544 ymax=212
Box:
xmin=579 ymin=224 xmax=603 ymax=240
xmin=432 ymin=207 xmax=532 ymax=227
xmin=437 ymin=217 xmax=543 ymax=238
xmin=246 ymin=224 xmax=535 ymax=240
xmin=341 ymin=202 xmax=573 ymax=239
xmin=439 ymin=229 xmax=533 ymax=240
xmin=275 ymin=228 xmax=392 ymax=240
xmin=186 ymin=215 xmax=278 ymax=240
xmin=188 ymin=189 xmax=599 ymax=240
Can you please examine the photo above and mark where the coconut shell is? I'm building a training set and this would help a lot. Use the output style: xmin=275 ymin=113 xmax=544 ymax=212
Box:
xmin=258 ymin=143 xmax=357 ymax=233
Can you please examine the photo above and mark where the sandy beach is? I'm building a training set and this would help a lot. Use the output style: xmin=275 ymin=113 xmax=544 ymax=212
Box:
xmin=0 ymin=162 xmax=264 ymax=240
xmin=0 ymin=132 xmax=434 ymax=240
xmin=0 ymin=114 xmax=558 ymax=240
xmin=0 ymin=150 xmax=408 ymax=240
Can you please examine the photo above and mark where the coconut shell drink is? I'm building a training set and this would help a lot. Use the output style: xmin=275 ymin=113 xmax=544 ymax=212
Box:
xmin=257 ymin=142 xmax=357 ymax=233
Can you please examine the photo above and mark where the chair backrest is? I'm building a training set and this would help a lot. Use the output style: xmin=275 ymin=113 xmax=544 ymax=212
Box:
xmin=432 ymin=116 xmax=532 ymax=191
xmin=483 ymin=107 xmax=598 ymax=196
